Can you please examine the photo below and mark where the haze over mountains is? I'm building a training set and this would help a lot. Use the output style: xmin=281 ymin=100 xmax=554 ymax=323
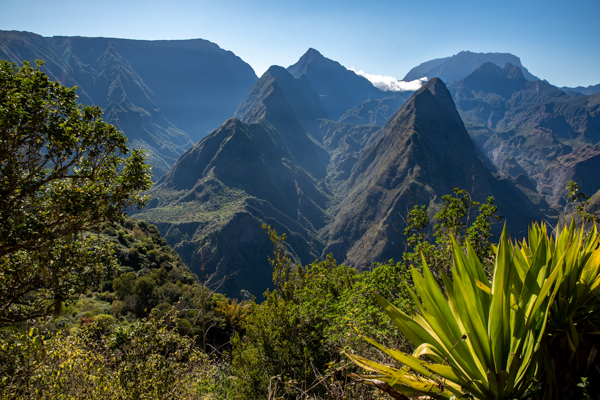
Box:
xmin=135 ymin=49 xmax=563 ymax=297
xmin=0 ymin=30 xmax=258 ymax=178
xmin=3 ymin=30 xmax=600 ymax=298
xmin=403 ymin=50 xmax=540 ymax=83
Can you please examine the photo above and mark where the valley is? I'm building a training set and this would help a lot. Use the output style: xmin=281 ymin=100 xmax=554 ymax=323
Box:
xmin=3 ymin=30 xmax=600 ymax=298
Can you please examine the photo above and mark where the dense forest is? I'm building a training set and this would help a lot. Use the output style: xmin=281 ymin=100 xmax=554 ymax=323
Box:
xmin=2 ymin=61 xmax=600 ymax=400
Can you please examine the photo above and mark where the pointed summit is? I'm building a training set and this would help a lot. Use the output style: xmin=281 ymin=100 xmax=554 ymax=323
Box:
xmin=324 ymin=78 xmax=546 ymax=265
xmin=287 ymin=48 xmax=327 ymax=78
xmin=287 ymin=48 xmax=387 ymax=120
xmin=233 ymin=65 xmax=329 ymax=178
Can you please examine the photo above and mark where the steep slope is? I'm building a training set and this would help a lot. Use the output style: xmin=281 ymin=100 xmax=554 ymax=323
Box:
xmin=403 ymin=50 xmax=539 ymax=82
xmin=0 ymin=30 xmax=92 ymax=103
xmin=234 ymin=66 xmax=330 ymax=178
xmin=0 ymin=30 xmax=258 ymax=179
xmin=135 ymin=117 xmax=330 ymax=298
xmin=49 ymin=36 xmax=258 ymax=142
xmin=323 ymin=78 xmax=548 ymax=266
xmin=0 ymin=31 xmax=193 ymax=178
xmin=536 ymin=145 xmax=600 ymax=208
xmin=448 ymin=63 xmax=600 ymax=200
xmin=287 ymin=48 xmax=388 ymax=120
xmin=135 ymin=64 xmax=344 ymax=297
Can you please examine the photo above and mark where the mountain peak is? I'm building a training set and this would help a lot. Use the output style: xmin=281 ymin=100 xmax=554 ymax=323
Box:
xmin=286 ymin=48 xmax=386 ymax=120
xmin=453 ymin=62 xmax=528 ymax=99
xmin=263 ymin=65 xmax=291 ymax=80
xmin=305 ymin=47 xmax=324 ymax=57
xmin=403 ymin=50 xmax=539 ymax=83
xmin=287 ymin=48 xmax=335 ymax=78
xmin=419 ymin=76 xmax=447 ymax=95
xmin=406 ymin=76 xmax=464 ymax=127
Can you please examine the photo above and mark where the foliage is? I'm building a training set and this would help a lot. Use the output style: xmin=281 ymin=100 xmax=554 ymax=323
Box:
xmin=229 ymin=227 xmax=410 ymax=399
xmin=566 ymin=180 xmax=600 ymax=225
xmin=349 ymin=220 xmax=600 ymax=399
xmin=0 ymin=60 xmax=152 ymax=323
xmin=528 ymin=222 xmax=600 ymax=352
xmin=215 ymin=298 xmax=250 ymax=330
xmin=347 ymin=224 xmax=564 ymax=399
xmin=526 ymin=222 xmax=600 ymax=398
xmin=0 ymin=312 xmax=222 ymax=399
xmin=402 ymin=188 xmax=502 ymax=282
xmin=263 ymin=223 xmax=303 ymax=302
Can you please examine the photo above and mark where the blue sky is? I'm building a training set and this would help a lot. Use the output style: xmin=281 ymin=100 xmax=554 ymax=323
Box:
xmin=1 ymin=0 xmax=599 ymax=87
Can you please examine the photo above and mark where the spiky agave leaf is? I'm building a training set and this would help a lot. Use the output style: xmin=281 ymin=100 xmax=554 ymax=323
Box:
xmin=349 ymin=224 xmax=564 ymax=400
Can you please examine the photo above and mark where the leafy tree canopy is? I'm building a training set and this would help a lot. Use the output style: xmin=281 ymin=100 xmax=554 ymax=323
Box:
xmin=0 ymin=60 xmax=152 ymax=323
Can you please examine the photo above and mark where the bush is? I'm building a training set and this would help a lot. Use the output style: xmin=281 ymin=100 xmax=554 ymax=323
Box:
xmin=348 ymin=221 xmax=600 ymax=400
xmin=0 ymin=313 xmax=218 ymax=399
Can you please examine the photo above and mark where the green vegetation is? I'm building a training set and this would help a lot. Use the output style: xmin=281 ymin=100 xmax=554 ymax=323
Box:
xmin=402 ymin=188 xmax=502 ymax=281
xmin=2 ymin=61 xmax=599 ymax=400
xmin=0 ymin=62 xmax=236 ymax=399
xmin=348 ymin=220 xmax=600 ymax=399
xmin=0 ymin=60 xmax=151 ymax=323
xmin=228 ymin=226 xmax=410 ymax=398
xmin=1 ymin=312 xmax=220 ymax=399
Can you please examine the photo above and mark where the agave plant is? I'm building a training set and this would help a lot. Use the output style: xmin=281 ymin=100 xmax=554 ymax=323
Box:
xmin=345 ymin=223 xmax=581 ymax=399
xmin=525 ymin=222 xmax=600 ymax=351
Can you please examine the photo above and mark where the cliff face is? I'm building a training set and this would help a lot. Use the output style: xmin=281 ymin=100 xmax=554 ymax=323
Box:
xmin=448 ymin=63 xmax=600 ymax=209
xmin=536 ymin=145 xmax=600 ymax=207
xmin=323 ymin=78 xmax=547 ymax=266
xmin=0 ymin=30 xmax=258 ymax=178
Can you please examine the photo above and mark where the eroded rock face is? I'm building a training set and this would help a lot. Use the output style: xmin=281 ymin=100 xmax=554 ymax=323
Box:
xmin=0 ymin=30 xmax=259 ymax=179
xmin=323 ymin=78 xmax=547 ymax=267
xmin=536 ymin=145 xmax=600 ymax=207
xmin=484 ymin=127 xmax=573 ymax=178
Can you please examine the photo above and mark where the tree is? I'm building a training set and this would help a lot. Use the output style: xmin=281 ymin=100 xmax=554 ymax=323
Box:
xmin=566 ymin=180 xmax=600 ymax=226
xmin=0 ymin=60 xmax=152 ymax=323
xmin=402 ymin=188 xmax=502 ymax=283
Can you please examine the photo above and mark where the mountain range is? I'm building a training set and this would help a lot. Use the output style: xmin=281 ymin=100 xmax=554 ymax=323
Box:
xmin=0 ymin=30 xmax=258 ymax=178
xmin=134 ymin=49 xmax=555 ymax=297
xmin=447 ymin=62 xmax=600 ymax=209
xmin=403 ymin=50 xmax=539 ymax=83
xmin=3 ymin=31 xmax=600 ymax=298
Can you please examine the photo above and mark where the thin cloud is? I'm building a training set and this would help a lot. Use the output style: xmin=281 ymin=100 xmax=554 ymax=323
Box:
xmin=350 ymin=68 xmax=427 ymax=92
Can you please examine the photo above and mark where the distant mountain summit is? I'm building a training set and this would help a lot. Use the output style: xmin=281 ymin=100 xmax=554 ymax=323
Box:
xmin=323 ymin=77 xmax=546 ymax=265
xmin=0 ymin=30 xmax=258 ymax=179
xmin=287 ymin=48 xmax=388 ymax=120
xmin=403 ymin=50 xmax=539 ymax=83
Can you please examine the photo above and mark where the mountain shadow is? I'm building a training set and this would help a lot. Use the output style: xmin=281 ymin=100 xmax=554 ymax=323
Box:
xmin=0 ymin=30 xmax=258 ymax=179
xmin=323 ymin=78 xmax=549 ymax=267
